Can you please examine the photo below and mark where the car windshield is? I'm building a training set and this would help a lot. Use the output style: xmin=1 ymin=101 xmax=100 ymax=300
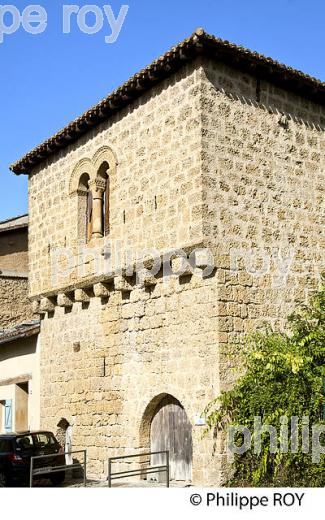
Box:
xmin=15 ymin=435 xmax=34 ymax=450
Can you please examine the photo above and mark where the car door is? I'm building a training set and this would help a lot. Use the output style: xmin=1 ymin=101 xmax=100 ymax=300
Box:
xmin=15 ymin=434 xmax=35 ymax=467
xmin=32 ymin=433 xmax=61 ymax=471
xmin=12 ymin=434 xmax=34 ymax=481
xmin=0 ymin=439 xmax=12 ymax=477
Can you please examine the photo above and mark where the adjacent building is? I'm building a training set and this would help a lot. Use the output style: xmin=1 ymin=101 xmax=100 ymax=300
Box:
xmin=0 ymin=215 xmax=40 ymax=434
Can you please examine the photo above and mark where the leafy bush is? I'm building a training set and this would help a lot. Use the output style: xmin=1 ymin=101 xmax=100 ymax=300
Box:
xmin=206 ymin=278 xmax=325 ymax=486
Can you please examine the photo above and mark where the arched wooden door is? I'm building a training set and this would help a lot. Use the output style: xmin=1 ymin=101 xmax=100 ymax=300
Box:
xmin=150 ymin=395 xmax=192 ymax=481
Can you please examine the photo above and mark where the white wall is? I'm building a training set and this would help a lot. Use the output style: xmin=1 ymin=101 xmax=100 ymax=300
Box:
xmin=0 ymin=334 xmax=40 ymax=432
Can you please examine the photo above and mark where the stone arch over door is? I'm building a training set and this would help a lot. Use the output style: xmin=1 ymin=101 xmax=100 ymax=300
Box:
xmin=141 ymin=394 xmax=193 ymax=482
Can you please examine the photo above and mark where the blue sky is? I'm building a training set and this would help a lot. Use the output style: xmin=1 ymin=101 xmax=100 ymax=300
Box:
xmin=0 ymin=0 xmax=324 ymax=221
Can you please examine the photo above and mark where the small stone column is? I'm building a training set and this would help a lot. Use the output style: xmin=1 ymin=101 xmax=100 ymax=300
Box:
xmin=89 ymin=178 xmax=106 ymax=239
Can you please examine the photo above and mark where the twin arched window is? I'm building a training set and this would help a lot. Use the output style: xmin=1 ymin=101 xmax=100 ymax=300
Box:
xmin=77 ymin=164 xmax=110 ymax=242
xmin=71 ymin=148 xmax=116 ymax=243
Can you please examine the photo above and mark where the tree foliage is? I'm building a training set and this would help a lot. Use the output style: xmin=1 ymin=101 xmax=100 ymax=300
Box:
xmin=206 ymin=278 xmax=325 ymax=486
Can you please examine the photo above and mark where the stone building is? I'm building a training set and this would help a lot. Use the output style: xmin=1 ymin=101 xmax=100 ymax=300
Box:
xmin=10 ymin=29 xmax=324 ymax=484
xmin=0 ymin=215 xmax=40 ymax=433
xmin=0 ymin=215 xmax=31 ymax=329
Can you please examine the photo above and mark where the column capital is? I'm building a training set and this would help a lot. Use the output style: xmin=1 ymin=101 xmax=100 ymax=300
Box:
xmin=89 ymin=178 xmax=106 ymax=195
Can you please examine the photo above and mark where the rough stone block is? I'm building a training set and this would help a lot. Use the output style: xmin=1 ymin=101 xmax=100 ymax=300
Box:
xmin=93 ymin=282 xmax=110 ymax=298
xmin=114 ymin=276 xmax=133 ymax=293
xmin=74 ymin=288 xmax=91 ymax=302
xmin=40 ymin=297 xmax=56 ymax=313
xmin=57 ymin=293 xmax=74 ymax=307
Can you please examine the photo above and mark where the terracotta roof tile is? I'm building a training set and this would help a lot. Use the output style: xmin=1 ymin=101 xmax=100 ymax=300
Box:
xmin=0 ymin=214 xmax=28 ymax=233
xmin=0 ymin=320 xmax=40 ymax=346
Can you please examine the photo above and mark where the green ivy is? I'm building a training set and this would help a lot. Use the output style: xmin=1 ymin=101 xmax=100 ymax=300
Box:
xmin=205 ymin=276 xmax=325 ymax=486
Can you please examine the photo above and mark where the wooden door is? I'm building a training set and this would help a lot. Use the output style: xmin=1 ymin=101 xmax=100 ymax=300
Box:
xmin=15 ymin=383 xmax=29 ymax=432
xmin=151 ymin=396 xmax=192 ymax=481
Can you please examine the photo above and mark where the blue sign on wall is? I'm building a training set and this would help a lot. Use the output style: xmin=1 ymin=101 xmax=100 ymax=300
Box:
xmin=4 ymin=400 xmax=12 ymax=433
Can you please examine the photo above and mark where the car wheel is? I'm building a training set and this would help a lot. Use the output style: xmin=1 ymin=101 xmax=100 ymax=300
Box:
xmin=0 ymin=471 xmax=7 ymax=487
xmin=50 ymin=472 xmax=65 ymax=486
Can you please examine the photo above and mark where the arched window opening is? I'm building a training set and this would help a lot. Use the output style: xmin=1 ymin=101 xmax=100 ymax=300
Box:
xmin=78 ymin=172 xmax=92 ymax=242
xmin=97 ymin=161 xmax=110 ymax=236
xmin=104 ymin=175 xmax=110 ymax=236
xmin=86 ymin=187 xmax=93 ymax=242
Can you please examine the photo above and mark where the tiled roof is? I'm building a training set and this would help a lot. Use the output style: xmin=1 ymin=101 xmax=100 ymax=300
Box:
xmin=10 ymin=28 xmax=325 ymax=175
xmin=0 ymin=214 xmax=28 ymax=233
xmin=0 ymin=320 xmax=40 ymax=346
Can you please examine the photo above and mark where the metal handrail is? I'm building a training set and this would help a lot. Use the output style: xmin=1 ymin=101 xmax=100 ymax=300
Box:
xmin=30 ymin=449 xmax=87 ymax=487
xmin=108 ymin=450 xmax=169 ymax=488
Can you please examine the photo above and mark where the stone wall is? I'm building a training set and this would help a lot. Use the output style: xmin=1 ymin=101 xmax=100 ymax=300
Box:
xmin=0 ymin=276 xmax=33 ymax=329
xmin=0 ymin=224 xmax=31 ymax=329
xmin=200 ymin=58 xmax=324 ymax=392
xmin=0 ymin=228 xmax=28 ymax=272
xmin=29 ymin=55 xmax=325 ymax=485
xmin=31 ymin=60 xmax=222 ymax=483
xmin=39 ymin=272 xmax=220 ymax=482
xmin=28 ymin=60 xmax=205 ymax=298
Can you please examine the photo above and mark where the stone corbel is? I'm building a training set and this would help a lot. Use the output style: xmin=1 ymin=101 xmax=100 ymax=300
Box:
xmin=40 ymin=297 xmax=56 ymax=313
xmin=114 ymin=275 xmax=133 ymax=293
xmin=57 ymin=293 xmax=74 ymax=308
xmin=138 ymin=270 xmax=157 ymax=287
xmin=194 ymin=249 xmax=213 ymax=269
xmin=31 ymin=300 xmax=41 ymax=315
xmin=74 ymin=288 xmax=92 ymax=303
xmin=171 ymin=256 xmax=192 ymax=277
xmin=93 ymin=282 xmax=110 ymax=299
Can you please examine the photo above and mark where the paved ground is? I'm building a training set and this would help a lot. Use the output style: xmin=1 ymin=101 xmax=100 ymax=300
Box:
xmin=33 ymin=477 xmax=191 ymax=488
xmin=67 ymin=480 xmax=188 ymax=488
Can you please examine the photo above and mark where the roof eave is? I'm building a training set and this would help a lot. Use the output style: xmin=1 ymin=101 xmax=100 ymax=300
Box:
xmin=0 ymin=324 xmax=40 ymax=346
xmin=10 ymin=29 xmax=325 ymax=176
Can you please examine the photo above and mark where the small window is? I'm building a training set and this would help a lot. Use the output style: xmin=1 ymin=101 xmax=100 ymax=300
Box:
xmin=104 ymin=175 xmax=110 ymax=236
xmin=97 ymin=161 xmax=110 ymax=237
xmin=86 ymin=188 xmax=93 ymax=242
xmin=77 ymin=172 xmax=92 ymax=242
